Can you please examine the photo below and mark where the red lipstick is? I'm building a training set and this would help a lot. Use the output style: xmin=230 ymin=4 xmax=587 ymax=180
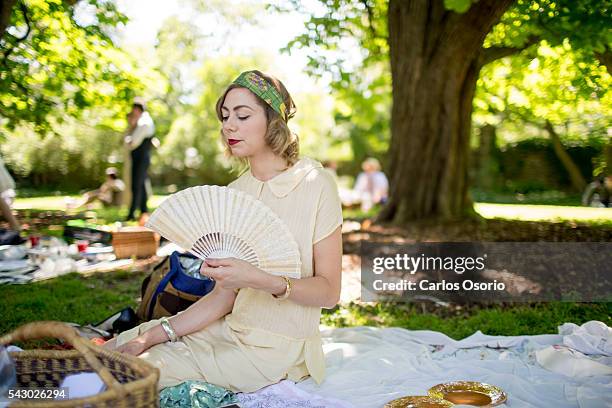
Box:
xmin=228 ymin=139 xmax=241 ymax=146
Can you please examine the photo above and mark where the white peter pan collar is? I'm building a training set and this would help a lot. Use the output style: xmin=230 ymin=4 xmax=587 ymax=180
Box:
xmin=248 ymin=157 xmax=322 ymax=198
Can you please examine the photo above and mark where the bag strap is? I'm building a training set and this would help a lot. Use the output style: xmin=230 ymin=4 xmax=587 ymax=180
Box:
xmin=147 ymin=251 xmax=182 ymax=320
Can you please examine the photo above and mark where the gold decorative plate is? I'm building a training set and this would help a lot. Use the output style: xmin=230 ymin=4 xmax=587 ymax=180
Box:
xmin=385 ymin=395 xmax=455 ymax=408
xmin=428 ymin=381 xmax=507 ymax=407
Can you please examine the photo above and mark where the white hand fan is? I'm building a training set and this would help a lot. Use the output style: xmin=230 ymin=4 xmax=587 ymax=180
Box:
xmin=145 ymin=185 xmax=301 ymax=279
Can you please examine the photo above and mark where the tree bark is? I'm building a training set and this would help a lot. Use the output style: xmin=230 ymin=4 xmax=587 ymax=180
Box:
xmin=380 ymin=0 xmax=514 ymax=223
xmin=544 ymin=120 xmax=586 ymax=192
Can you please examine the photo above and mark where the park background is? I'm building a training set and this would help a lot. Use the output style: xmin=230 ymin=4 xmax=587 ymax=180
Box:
xmin=0 ymin=0 xmax=610 ymax=338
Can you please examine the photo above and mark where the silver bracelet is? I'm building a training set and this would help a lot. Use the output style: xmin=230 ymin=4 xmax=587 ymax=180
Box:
xmin=160 ymin=317 xmax=178 ymax=342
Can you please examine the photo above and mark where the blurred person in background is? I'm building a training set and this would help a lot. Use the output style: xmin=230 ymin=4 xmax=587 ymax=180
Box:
xmin=353 ymin=157 xmax=389 ymax=211
xmin=69 ymin=167 xmax=125 ymax=209
xmin=582 ymin=174 xmax=612 ymax=208
xmin=124 ymin=97 xmax=155 ymax=222
xmin=0 ymin=155 xmax=20 ymax=231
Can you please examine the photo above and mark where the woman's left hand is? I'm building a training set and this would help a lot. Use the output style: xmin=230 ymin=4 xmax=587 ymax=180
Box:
xmin=200 ymin=257 xmax=264 ymax=290
xmin=115 ymin=335 xmax=150 ymax=356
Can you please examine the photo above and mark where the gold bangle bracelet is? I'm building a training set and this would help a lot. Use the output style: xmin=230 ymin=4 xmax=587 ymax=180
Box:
xmin=272 ymin=276 xmax=292 ymax=300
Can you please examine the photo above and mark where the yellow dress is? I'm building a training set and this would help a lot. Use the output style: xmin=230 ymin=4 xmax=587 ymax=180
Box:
xmin=115 ymin=157 xmax=343 ymax=392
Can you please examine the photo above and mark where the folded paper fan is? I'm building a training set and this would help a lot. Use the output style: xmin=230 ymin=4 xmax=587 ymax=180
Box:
xmin=145 ymin=185 xmax=301 ymax=279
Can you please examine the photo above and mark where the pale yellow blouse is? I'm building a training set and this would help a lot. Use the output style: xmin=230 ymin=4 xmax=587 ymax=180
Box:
xmin=116 ymin=157 xmax=343 ymax=392
xmin=226 ymin=156 xmax=343 ymax=383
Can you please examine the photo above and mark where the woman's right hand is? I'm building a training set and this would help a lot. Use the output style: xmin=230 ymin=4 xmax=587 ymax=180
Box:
xmin=115 ymin=335 xmax=151 ymax=356
xmin=200 ymin=257 xmax=267 ymax=291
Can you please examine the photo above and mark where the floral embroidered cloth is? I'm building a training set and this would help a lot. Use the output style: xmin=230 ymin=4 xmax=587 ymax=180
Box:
xmin=159 ymin=380 xmax=237 ymax=408
xmin=159 ymin=379 xmax=353 ymax=408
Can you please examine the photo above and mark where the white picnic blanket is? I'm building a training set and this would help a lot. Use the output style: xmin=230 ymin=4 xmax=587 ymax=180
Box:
xmin=276 ymin=322 xmax=612 ymax=408
xmin=7 ymin=322 xmax=611 ymax=407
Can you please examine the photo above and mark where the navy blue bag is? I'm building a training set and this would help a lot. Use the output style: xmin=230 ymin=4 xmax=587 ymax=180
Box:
xmin=137 ymin=251 xmax=216 ymax=321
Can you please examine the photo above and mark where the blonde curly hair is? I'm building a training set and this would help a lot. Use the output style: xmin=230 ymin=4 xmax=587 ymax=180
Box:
xmin=215 ymin=70 xmax=299 ymax=166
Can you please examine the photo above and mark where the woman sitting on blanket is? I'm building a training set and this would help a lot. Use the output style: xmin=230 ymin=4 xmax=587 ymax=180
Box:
xmin=104 ymin=70 xmax=343 ymax=393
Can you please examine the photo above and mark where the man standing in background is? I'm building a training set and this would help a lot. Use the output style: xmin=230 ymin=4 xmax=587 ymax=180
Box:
xmin=124 ymin=97 xmax=155 ymax=222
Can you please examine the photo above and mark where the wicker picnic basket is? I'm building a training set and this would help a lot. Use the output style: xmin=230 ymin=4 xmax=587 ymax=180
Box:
xmin=0 ymin=321 xmax=159 ymax=407
xmin=112 ymin=226 xmax=159 ymax=259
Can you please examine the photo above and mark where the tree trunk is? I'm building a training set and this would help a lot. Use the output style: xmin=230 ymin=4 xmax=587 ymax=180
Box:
xmin=545 ymin=120 xmax=586 ymax=192
xmin=379 ymin=0 xmax=514 ymax=223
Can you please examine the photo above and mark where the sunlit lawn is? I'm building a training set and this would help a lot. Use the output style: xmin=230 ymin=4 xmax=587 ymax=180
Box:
xmin=474 ymin=203 xmax=612 ymax=226
xmin=2 ymin=270 xmax=610 ymax=340
xmin=4 ymin=195 xmax=610 ymax=338
xmin=13 ymin=196 xmax=611 ymax=226
xmin=13 ymin=195 xmax=168 ymax=211
xmin=344 ymin=202 xmax=611 ymax=225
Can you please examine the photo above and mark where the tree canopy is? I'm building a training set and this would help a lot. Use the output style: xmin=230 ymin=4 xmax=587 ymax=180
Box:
xmin=281 ymin=0 xmax=610 ymax=221
xmin=282 ymin=0 xmax=610 ymax=155
xmin=0 ymin=0 xmax=141 ymax=131
xmin=0 ymin=0 xmax=609 ymax=207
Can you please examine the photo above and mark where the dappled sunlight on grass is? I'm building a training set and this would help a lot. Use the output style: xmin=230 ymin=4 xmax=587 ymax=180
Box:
xmin=13 ymin=196 xmax=610 ymax=226
xmin=321 ymin=302 xmax=611 ymax=338
xmin=475 ymin=203 xmax=612 ymax=225
xmin=4 ymin=196 xmax=610 ymax=338
xmin=13 ymin=196 xmax=78 ymax=210
xmin=11 ymin=195 xmax=171 ymax=229
xmin=14 ymin=195 xmax=169 ymax=211
xmin=0 ymin=271 xmax=146 ymax=336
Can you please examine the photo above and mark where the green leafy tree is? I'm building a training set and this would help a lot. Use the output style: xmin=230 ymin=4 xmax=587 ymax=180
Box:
xmin=0 ymin=0 xmax=141 ymax=130
xmin=1 ymin=109 xmax=124 ymax=190
xmin=277 ymin=0 xmax=391 ymax=170
xmin=475 ymin=42 xmax=611 ymax=191
xmin=149 ymin=16 xmax=205 ymax=139
xmin=283 ymin=0 xmax=611 ymax=222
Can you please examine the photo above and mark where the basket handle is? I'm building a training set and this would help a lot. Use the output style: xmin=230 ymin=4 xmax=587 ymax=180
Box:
xmin=0 ymin=321 xmax=126 ymax=398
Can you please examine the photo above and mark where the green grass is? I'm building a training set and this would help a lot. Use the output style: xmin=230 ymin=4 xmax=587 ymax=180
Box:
xmin=1 ymin=271 xmax=609 ymax=340
xmin=13 ymin=195 xmax=168 ymax=212
xmin=14 ymin=195 xmax=610 ymax=226
xmin=474 ymin=203 xmax=612 ymax=226
xmin=470 ymin=190 xmax=582 ymax=206
xmin=0 ymin=270 xmax=146 ymax=337
xmin=4 ymin=195 xmax=610 ymax=340
xmin=342 ymin=205 xmax=383 ymax=220
xmin=322 ymin=302 xmax=612 ymax=339
xmin=340 ymin=201 xmax=611 ymax=226
xmin=13 ymin=195 xmax=170 ymax=229
xmin=341 ymin=202 xmax=611 ymax=226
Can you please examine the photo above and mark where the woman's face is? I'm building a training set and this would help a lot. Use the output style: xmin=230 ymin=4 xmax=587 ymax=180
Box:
xmin=221 ymin=88 xmax=268 ymax=158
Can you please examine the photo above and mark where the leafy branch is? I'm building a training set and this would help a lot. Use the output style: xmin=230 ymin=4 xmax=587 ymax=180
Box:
xmin=479 ymin=35 xmax=540 ymax=66
xmin=1 ymin=0 xmax=30 ymax=66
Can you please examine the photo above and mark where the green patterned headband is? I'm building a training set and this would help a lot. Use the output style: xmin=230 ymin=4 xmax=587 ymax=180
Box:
xmin=232 ymin=71 xmax=287 ymax=121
